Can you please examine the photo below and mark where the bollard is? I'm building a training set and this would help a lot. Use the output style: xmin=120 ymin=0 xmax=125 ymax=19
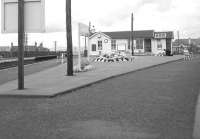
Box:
xmin=61 ymin=53 xmax=64 ymax=64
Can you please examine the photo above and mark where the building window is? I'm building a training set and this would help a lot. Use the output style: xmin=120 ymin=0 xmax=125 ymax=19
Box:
xmin=157 ymin=39 xmax=162 ymax=49
xmin=136 ymin=39 xmax=143 ymax=49
xmin=92 ymin=44 xmax=96 ymax=51
xmin=98 ymin=41 xmax=102 ymax=50
xmin=111 ymin=40 xmax=116 ymax=50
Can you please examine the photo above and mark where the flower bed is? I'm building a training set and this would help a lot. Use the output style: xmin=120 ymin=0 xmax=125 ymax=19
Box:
xmin=94 ymin=54 xmax=134 ymax=62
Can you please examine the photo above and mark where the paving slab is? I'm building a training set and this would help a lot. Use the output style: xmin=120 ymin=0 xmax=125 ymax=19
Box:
xmin=0 ymin=55 xmax=184 ymax=97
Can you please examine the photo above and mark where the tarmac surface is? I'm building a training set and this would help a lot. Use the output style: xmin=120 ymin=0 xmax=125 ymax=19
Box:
xmin=0 ymin=56 xmax=199 ymax=139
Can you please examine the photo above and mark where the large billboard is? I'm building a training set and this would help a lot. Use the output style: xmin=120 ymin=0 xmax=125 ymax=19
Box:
xmin=1 ymin=0 xmax=45 ymax=33
xmin=79 ymin=22 xmax=89 ymax=36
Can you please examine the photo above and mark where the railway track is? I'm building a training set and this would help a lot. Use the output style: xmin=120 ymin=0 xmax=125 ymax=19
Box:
xmin=0 ymin=55 xmax=57 ymax=70
xmin=0 ymin=59 xmax=35 ymax=70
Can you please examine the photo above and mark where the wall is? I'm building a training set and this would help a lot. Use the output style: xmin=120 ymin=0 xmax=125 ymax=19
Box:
xmin=134 ymin=39 xmax=145 ymax=53
xmin=151 ymin=39 xmax=166 ymax=54
xmin=89 ymin=33 xmax=111 ymax=56
xmin=116 ymin=39 xmax=129 ymax=52
xmin=89 ymin=33 xmax=173 ymax=55
xmin=89 ymin=37 xmax=131 ymax=56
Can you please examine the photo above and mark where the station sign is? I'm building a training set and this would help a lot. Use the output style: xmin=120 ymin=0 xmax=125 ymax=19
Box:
xmin=154 ymin=32 xmax=167 ymax=39
xmin=79 ymin=22 xmax=89 ymax=36
xmin=1 ymin=0 xmax=45 ymax=33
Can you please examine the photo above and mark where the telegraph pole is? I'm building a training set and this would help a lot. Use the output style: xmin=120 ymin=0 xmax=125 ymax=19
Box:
xmin=54 ymin=41 xmax=57 ymax=52
xmin=131 ymin=13 xmax=134 ymax=56
xmin=66 ymin=0 xmax=73 ymax=76
xmin=87 ymin=21 xmax=91 ymax=59
xmin=177 ymin=31 xmax=180 ymax=46
xmin=18 ymin=0 xmax=25 ymax=90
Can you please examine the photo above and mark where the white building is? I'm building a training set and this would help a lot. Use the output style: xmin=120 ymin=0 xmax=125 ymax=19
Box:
xmin=88 ymin=30 xmax=174 ymax=56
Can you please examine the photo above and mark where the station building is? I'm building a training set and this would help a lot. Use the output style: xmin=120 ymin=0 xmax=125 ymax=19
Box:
xmin=88 ymin=30 xmax=174 ymax=56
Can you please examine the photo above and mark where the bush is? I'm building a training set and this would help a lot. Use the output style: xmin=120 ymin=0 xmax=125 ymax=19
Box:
xmin=80 ymin=58 xmax=90 ymax=69
xmin=166 ymin=50 xmax=173 ymax=56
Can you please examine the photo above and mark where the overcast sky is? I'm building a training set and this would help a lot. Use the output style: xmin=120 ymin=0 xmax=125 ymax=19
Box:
xmin=72 ymin=0 xmax=200 ymax=38
xmin=0 ymin=0 xmax=200 ymax=49
xmin=46 ymin=0 xmax=200 ymax=37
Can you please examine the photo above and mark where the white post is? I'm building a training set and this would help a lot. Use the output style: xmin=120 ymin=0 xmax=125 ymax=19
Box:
xmin=78 ymin=23 xmax=81 ymax=71
xmin=87 ymin=22 xmax=91 ymax=62
xmin=143 ymin=39 xmax=145 ymax=53
xmin=87 ymin=36 xmax=90 ymax=61
xmin=61 ymin=53 xmax=64 ymax=64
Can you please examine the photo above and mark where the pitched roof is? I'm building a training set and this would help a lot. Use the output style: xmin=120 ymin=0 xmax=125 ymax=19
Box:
xmin=89 ymin=32 xmax=112 ymax=39
xmin=103 ymin=30 xmax=154 ymax=39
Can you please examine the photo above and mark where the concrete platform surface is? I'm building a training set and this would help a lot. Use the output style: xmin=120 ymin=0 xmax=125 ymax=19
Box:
xmin=0 ymin=56 xmax=183 ymax=97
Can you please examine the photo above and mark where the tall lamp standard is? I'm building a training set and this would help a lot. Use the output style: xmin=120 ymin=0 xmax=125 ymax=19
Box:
xmin=66 ymin=0 xmax=73 ymax=76
xmin=131 ymin=13 xmax=134 ymax=56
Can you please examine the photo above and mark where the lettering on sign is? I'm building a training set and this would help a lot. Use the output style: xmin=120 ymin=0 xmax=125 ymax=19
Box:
xmin=155 ymin=33 xmax=167 ymax=39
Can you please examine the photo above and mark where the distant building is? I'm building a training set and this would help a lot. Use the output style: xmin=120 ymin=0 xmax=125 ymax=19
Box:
xmin=37 ymin=46 xmax=50 ymax=52
xmin=11 ymin=45 xmax=37 ymax=52
xmin=88 ymin=30 xmax=174 ymax=56
xmin=25 ymin=46 xmax=37 ymax=52
xmin=0 ymin=46 xmax=10 ymax=52
xmin=172 ymin=38 xmax=200 ymax=54
xmin=10 ymin=45 xmax=49 ymax=52
xmin=172 ymin=44 xmax=188 ymax=54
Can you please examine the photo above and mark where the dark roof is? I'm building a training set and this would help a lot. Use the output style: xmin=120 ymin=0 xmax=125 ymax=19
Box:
xmin=103 ymin=30 xmax=154 ymax=39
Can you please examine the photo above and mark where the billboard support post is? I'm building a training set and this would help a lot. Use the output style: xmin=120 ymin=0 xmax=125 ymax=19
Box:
xmin=18 ymin=0 xmax=25 ymax=90
xmin=66 ymin=0 xmax=73 ymax=76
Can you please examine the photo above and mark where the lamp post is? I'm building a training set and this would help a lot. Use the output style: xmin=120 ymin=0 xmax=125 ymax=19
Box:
xmin=66 ymin=0 xmax=73 ymax=76
xmin=131 ymin=13 xmax=134 ymax=56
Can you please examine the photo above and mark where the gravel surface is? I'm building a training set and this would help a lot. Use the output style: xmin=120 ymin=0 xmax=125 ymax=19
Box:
xmin=0 ymin=57 xmax=200 ymax=139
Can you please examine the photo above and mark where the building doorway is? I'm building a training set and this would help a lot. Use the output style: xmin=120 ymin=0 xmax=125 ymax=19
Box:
xmin=166 ymin=39 xmax=171 ymax=51
xmin=144 ymin=39 xmax=151 ymax=52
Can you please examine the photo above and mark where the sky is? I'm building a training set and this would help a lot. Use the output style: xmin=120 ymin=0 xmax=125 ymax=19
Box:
xmin=0 ymin=0 xmax=200 ymax=50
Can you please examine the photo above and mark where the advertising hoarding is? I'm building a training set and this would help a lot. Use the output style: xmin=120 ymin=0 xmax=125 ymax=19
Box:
xmin=1 ymin=0 xmax=45 ymax=33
